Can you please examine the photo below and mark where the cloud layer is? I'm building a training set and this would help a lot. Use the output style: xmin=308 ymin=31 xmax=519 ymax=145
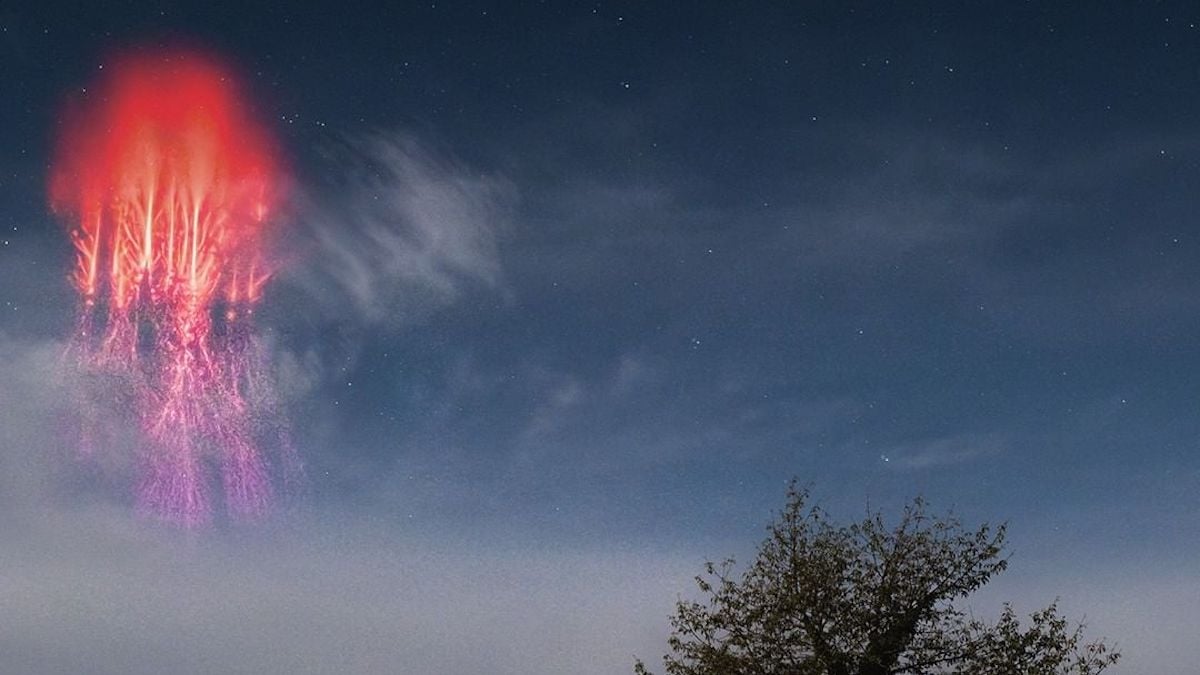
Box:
xmin=0 ymin=333 xmax=693 ymax=675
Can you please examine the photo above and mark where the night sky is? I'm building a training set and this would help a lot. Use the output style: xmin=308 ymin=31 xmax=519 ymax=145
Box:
xmin=2 ymin=3 xmax=1198 ymax=673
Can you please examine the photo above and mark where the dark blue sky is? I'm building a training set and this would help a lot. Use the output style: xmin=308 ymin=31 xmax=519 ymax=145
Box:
xmin=1 ymin=2 xmax=1198 ymax=673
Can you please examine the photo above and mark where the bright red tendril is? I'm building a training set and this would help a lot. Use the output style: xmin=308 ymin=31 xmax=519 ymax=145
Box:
xmin=50 ymin=50 xmax=280 ymax=307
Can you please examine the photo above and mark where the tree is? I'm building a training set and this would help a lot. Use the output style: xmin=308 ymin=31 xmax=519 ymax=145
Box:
xmin=636 ymin=483 xmax=1119 ymax=675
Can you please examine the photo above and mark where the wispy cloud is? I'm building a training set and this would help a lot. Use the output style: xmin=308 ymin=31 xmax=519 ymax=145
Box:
xmin=282 ymin=131 xmax=515 ymax=326
xmin=883 ymin=433 xmax=1005 ymax=469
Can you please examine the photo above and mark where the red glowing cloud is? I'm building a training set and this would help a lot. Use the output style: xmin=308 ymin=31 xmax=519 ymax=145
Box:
xmin=49 ymin=48 xmax=297 ymax=527
xmin=50 ymin=49 xmax=281 ymax=307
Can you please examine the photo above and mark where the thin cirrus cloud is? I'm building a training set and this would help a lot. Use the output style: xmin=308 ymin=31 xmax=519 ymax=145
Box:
xmin=281 ymin=131 xmax=515 ymax=326
xmin=883 ymin=433 xmax=1006 ymax=469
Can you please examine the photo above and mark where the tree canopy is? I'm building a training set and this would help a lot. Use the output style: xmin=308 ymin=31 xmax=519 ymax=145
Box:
xmin=636 ymin=484 xmax=1119 ymax=675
